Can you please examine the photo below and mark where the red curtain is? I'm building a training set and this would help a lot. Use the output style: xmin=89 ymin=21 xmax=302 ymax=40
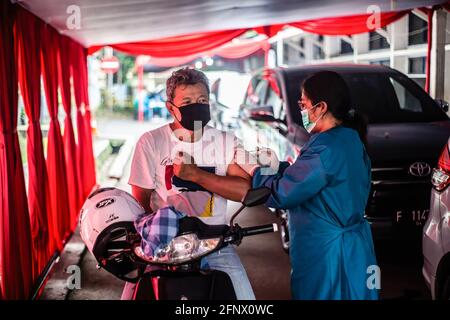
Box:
xmin=58 ymin=35 xmax=83 ymax=230
xmin=290 ymin=10 xmax=409 ymax=35
xmin=16 ymin=5 xmax=54 ymax=280
xmin=72 ymin=42 xmax=97 ymax=199
xmin=0 ymin=1 xmax=34 ymax=299
xmin=41 ymin=23 xmax=71 ymax=248
xmin=81 ymin=48 xmax=97 ymax=198
xmin=88 ymin=29 xmax=247 ymax=57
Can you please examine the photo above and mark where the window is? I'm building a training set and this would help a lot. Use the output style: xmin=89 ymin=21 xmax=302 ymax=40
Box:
xmin=390 ymin=77 xmax=422 ymax=112
xmin=244 ymin=77 xmax=267 ymax=107
xmin=286 ymin=71 xmax=447 ymax=125
xmin=254 ymin=79 xmax=268 ymax=105
xmin=339 ymin=73 xmax=446 ymax=123
xmin=313 ymin=45 xmax=324 ymax=60
xmin=408 ymin=13 xmax=427 ymax=45
xmin=408 ymin=57 xmax=426 ymax=74
xmin=411 ymin=77 xmax=426 ymax=90
xmin=266 ymin=86 xmax=284 ymax=121
xmin=370 ymin=59 xmax=390 ymax=67
xmin=369 ymin=29 xmax=389 ymax=50
xmin=340 ymin=39 xmax=353 ymax=54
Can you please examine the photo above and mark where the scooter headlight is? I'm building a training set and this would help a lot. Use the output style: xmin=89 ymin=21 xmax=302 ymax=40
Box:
xmin=152 ymin=233 xmax=221 ymax=264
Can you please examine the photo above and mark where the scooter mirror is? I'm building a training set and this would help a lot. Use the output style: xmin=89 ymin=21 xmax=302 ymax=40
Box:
xmin=242 ymin=187 xmax=271 ymax=207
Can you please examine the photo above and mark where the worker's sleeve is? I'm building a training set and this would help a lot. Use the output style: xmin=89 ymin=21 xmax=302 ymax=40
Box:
xmin=252 ymin=144 xmax=329 ymax=210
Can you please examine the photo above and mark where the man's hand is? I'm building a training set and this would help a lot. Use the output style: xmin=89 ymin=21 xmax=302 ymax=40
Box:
xmin=173 ymin=152 xmax=199 ymax=181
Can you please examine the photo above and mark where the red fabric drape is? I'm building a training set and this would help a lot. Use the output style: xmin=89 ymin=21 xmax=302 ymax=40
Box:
xmin=88 ymin=11 xmax=410 ymax=58
xmin=0 ymin=1 xmax=34 ymax=299
xmin=290 ymin=10 xmax=409 ymax=35
xmin=135 ymin=37 xmax=269 ymax=68
xmin=81 ymin=53 xmax=97 ymax=198
xmin=16 ymin=6 xmax=54 ymax=279
xmin=215 ymin=38 xmax=269 ymax=59
xmin=41 ymin=23 xmax=71 ymax=248
xmin=137 ymin=55 xmax=199 ymax=68
xmin=254 ymin=24 xmax=284 ymax=38
xmin=72 ymin=42 xmax=97 ymax=199
xmin=72 ymin=46 xmax=88 ymax=199
xmin=58 ymin=35 xmax=83 ymax=230
xmin=88 ymin=29 xmax=247 ymax=56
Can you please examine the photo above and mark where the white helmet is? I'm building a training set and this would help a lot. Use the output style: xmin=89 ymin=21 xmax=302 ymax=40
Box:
xmin=79 ymin=187 xmax=146 ymax=282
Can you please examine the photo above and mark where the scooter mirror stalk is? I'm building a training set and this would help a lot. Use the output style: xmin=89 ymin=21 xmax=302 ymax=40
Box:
xmin=229 ymin=187 xmax=272 ymax=227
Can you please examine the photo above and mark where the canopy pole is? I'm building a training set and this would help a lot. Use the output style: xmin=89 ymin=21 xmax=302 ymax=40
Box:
xmin=425 ymin=8 xmax=433 ymax=94
xmin=137 ymin=64 xmax=144 ymax=122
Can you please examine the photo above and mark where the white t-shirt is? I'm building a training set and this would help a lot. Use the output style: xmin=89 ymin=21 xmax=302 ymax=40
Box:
xmin=128 ymin=124 xmax=239 ymax=225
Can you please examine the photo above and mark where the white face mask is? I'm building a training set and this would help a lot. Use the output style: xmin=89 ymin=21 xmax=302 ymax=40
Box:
xmin=301 ymin=102 xmax=324 ymax=133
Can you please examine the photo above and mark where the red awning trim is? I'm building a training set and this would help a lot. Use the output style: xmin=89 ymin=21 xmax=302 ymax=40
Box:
xmin=88 ymin=10 xmax=410 ymax=58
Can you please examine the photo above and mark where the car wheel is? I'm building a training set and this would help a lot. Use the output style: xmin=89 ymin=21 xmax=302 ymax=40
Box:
xmin=277 ymin=209 xmax=289 ymax=254
xmin=440 ymin=275 xmax=450 ymax=300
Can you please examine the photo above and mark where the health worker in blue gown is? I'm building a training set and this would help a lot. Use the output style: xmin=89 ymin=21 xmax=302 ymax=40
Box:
xmin=252 ymin=71 xmax=379 ymax=300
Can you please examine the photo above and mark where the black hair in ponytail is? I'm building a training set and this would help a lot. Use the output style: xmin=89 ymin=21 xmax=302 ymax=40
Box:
xmin=302 ymin=71 xmax=368 ymax=147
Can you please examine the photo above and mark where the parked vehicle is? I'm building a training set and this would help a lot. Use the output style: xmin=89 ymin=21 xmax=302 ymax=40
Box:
xmin=236 ymin=64 xmax=450 ymax=251
xmin=423 ymin=139 xmax=450 ymax=299
xmin=79 ymin=187 xmax=277 ymax=300
xmin=207 ymin=71 xmax=251 ymax=131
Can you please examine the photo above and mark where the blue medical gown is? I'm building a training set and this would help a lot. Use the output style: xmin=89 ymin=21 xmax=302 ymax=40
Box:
xmin=252 ymin=126 xmax=379 ymax=300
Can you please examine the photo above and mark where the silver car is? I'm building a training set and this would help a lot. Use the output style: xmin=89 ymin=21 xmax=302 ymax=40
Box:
xmin=423 ymin=138 xmax=450 ymax=299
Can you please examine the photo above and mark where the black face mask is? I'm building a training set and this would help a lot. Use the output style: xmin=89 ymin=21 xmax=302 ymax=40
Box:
xmin=172 ymin=102 xmax=211 ymax=131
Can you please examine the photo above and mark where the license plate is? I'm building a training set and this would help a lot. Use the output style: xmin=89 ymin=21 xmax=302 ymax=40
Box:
xmin=394 ymin=209 xmax=429 ymax=227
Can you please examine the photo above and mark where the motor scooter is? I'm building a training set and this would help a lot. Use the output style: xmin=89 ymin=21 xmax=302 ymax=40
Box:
xmin=93 ymin=187 xmax=278 ymax=300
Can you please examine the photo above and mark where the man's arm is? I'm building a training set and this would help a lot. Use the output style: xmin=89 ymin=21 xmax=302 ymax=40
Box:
xmin=173 ymin=153 xmax=251 ymax=202
xmin=194 ymin=163 xmax=251 ymax=202
xmin=131 ymin=185 xmax=154 ymax=213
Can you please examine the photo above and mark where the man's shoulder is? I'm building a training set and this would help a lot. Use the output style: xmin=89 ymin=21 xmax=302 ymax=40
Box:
xmin=137 ymin=123 xmax=171 ymax=145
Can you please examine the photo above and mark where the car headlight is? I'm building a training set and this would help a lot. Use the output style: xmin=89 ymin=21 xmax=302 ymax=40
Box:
xmin=152 ymin=233 xmax=221 ymax=264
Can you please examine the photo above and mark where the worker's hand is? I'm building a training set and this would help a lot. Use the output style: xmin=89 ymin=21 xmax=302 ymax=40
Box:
xmin=234 ymin=147 xmax=279 ymax=176
xmin=255 ymin=147 xmax=279 ymax=176
xmin=173 ymin=152 xmax=198 ymax=181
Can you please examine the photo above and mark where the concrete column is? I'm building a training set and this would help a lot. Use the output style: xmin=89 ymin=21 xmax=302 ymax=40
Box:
xmin=304 ymin=36 xmax=315 ymax=64
xmin=277 ymin=37 xmax=284 ymax=66
xmin=388 ymin=14 xmax=408 ymax=71
xmin=353 ymin=33 xmax=369 ymax=63
xmin=323 ymin=36 xmax=340 ymax=61
xmin=430 ymin=8 xmax=446 ymax=99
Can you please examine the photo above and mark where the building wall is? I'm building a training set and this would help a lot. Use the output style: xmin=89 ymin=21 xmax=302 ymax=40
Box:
xmin=280 ymin=10 xmax=449 ymax=107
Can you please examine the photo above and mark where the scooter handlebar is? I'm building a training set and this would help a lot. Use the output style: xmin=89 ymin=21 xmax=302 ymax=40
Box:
xmin=240 ymin=223 xmax=278 ymax=237
xmin=224 ymin=223 xmax=278 ymax=246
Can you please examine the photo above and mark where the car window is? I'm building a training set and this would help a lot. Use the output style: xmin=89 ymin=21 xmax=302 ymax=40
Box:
xmin=286 ymin=71 xmax=447 ymax=126
xmin=254 ymin=79 xmax=268 ymax=105
xmin=341 ymin=73 xmax=396 ymax=123
xmin=342 ymin=73 xmax=447 ymax=123
xmin=390 ymin=76 xmax=422 ymax=112
xmin=266 ymin=86 xmax=284 ymax=121
xmin=244 ymin=77 xmax=267 ymax=107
